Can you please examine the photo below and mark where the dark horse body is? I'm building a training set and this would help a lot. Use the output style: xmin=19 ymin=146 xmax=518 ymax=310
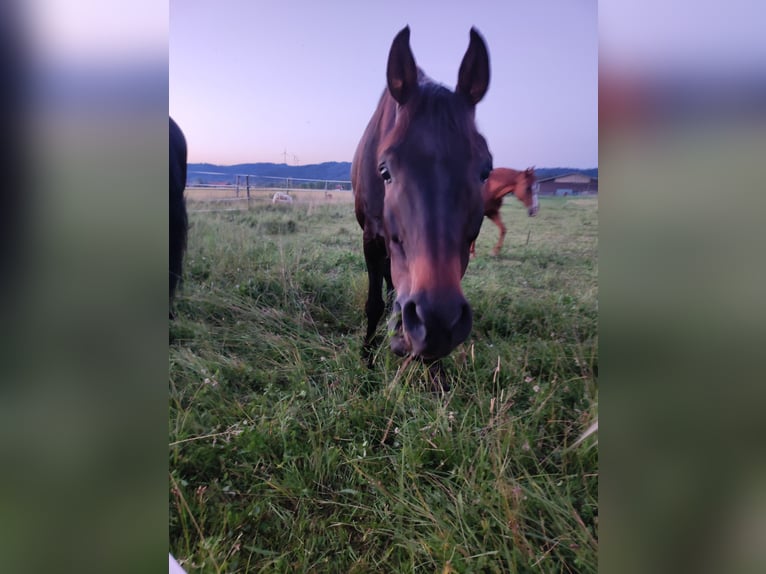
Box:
xmin=352 ymin=27 xmax=492 ymax=366
xmin=169 ymin=117 xmax=188 ymax=309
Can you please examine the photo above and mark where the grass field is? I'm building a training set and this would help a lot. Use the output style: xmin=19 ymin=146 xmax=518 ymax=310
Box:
xmin=185 ymin=187 xmax=354 ymax=208
xmin=169 ymin=195 xmax=598 ymax=573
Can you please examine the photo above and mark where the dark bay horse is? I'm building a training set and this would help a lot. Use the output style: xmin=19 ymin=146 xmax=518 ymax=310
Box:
xmin=470 ymin=167 xmax=538 ymax=257
xmin=169 ymin=117 xmax=188 ymax=311
xmin=352 ymin=26 xmax=492 ymax=366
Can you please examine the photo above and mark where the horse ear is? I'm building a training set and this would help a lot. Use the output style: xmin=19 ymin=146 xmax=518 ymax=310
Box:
xmin=457 ymin=28 xmax=490 ymax=105
xmin=387 ymin=26 xmax=418 ymax=105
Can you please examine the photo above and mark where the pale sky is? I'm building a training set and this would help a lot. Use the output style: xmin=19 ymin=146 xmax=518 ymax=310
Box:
xmin=170 ymin=0 xmax=597 ymax=169
xmin=599 ymin=0 xmax=766 ymax=76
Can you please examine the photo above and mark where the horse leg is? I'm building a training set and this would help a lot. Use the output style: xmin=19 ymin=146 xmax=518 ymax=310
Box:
xmin=490 ymin=213 xmax=506 ymax=256
xmin=362 ymin=238 xmax=387 ymax=366
xmin=383 ymin=256 xmax=394 ymax=303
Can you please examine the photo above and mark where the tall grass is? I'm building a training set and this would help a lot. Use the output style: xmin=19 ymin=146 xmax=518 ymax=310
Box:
xmin=170 ymin=197 xmax=598 ymax=573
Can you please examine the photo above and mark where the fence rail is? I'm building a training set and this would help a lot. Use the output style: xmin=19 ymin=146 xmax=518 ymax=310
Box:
xmin=187 ymin=170 xmax=352 ymax=192
xmin=185 ymin=183 xmax=354 ymax=213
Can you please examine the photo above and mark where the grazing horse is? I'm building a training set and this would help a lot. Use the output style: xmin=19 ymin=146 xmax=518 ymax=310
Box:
xmin=470 ymin=167 xmax=538 ymax=257
xmin=352 ymin=26 xmax=492 ymax=368
xmin=169 ymin=117 xmax=188 ymax=310
xmin=272 ymin=191 xmax=293 ymax=204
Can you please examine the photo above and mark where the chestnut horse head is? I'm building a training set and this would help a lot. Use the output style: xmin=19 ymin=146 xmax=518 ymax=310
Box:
xmin=352 ymin=26 xmax=492 ymax=361
xmin=486 ymin=167 xmax=538 ymax=217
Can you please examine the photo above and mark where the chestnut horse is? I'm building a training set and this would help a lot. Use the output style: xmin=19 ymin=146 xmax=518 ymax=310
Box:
xmin=169 ymin=117 xmax=188 ymax=310
xmin=352 ymin=27 xmax=492 ymax=366
xmin=470 ymin=167 xmax=538 ymax=257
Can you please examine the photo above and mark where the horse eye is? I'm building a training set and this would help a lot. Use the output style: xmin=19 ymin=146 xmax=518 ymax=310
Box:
xmin=379 ymin=164 xmax=392 ymax=183
xmin=480 ymin=168 xmax=491 ymax=183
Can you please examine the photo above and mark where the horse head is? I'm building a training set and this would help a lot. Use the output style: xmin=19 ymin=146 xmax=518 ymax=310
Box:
xmin=378 ymin=27 xmax=492 ymax=360
xmin=519 ymin=167 xmax=539 ymax=217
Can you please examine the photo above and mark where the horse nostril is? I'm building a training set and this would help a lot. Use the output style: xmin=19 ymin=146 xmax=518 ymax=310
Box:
xmin=452 ymin=301 xmax=472 ymax=342
xmin=453 ymin=301 xmax=470 ymax=330
xmin=402 ymin=300 xmax=426 ymax=343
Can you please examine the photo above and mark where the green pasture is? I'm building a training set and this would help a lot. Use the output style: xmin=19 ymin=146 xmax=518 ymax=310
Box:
xmin=170 ymin=196 xmax=598 ymax=573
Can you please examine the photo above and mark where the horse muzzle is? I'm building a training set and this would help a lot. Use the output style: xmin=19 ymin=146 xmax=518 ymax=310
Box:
xmin=391 ymin=290 xmax=473 ymax=360
xmin=528 ymin=195 xmax=539 ymax=217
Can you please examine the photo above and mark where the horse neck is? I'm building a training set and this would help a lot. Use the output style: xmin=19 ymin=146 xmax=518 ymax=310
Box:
xmin=490 ymin=176 xmax=521 ymax=201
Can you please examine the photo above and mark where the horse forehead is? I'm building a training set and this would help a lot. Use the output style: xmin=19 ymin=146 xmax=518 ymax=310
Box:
xmin=389 ymin=88 xmax=479 ymax=153
xmin=392 ymin=118 xmax=479 ymax=169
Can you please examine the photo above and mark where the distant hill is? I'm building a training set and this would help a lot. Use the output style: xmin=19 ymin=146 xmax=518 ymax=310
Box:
xmin=187 ymin=162 xmax=597 ymax=186
xmin=534 ymin=167 xmax=598 ymax=180
xmin=187 ymin=162 xmax=352 ymax=185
